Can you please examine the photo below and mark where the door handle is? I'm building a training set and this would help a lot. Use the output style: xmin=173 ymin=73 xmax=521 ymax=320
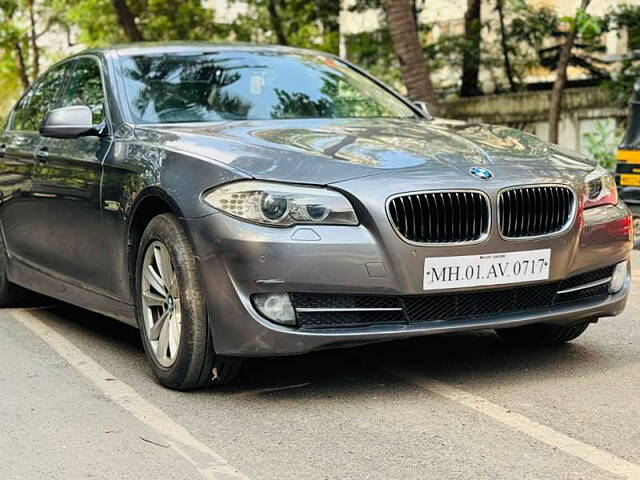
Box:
xmin=36 ymin=147 xmax=49 ymax=165
xmin=0 ymin=144 xmax=5 ymax=158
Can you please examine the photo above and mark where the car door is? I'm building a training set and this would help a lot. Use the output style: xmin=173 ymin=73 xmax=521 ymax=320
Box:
xmin=0 ymin=64 xmax=69 ymax=267
xmin=32 ymin=56 xmax=111 ymax=292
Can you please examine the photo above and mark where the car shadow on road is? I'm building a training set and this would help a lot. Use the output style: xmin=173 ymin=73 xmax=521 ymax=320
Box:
xmin=44 ymin=303 xmax=612 ymax=399
xmin=232 ymin=332 xmax=607 ymax=399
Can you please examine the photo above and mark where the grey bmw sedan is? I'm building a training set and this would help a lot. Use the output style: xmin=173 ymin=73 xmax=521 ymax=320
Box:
xmin=0 ymin=44 xmax=632 ymax=389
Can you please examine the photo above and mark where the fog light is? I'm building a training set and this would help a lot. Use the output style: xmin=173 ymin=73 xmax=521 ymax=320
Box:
xmin=252 ymin=293 xmax=297 ymax=326
xmin=609 ymin=260 xmax=629 ymax=294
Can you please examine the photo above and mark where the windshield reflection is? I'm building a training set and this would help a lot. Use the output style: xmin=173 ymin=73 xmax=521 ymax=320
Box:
xmin=118 ymin=51 xmax=416 ymax=123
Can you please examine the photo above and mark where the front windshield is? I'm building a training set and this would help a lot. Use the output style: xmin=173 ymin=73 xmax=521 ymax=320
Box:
xmin=117 ymin=50 xmax=417 ymax=123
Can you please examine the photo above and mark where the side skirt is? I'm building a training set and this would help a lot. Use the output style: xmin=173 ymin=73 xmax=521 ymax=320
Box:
xmin=7 ymin=255 xmax=137 ymax=327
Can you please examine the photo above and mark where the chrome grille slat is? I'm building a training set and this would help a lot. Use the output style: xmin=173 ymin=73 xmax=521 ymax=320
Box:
xmin=525 ymin=188 xmax=532 ymax=235
xmin=470 ymin=193 xmax=477 ymax=240
xmin=553 ymin=187 xmax=560 ymax=229
xmin=517 ymin=189 xmax=525 ymax=235
xmin=499 ymin=185 xmax=574 ymax=238
xmin=388 ymin=191 xmax=489 ymax=244
xmin=443 ymin=193 xmax=450 ymax=242
xmin=461 ymin=193 xmax=468 ymax=241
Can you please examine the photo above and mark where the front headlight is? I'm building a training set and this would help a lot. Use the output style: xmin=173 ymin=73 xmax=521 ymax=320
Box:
xmin=203 ymin=181 xmax=359 ymax=226
xmin=584 ymin=165 xmax=618 ymax=209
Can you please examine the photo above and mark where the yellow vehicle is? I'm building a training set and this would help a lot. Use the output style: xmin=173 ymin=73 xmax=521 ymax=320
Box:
xmin=616 ymin=82 xmax=640 ymax=248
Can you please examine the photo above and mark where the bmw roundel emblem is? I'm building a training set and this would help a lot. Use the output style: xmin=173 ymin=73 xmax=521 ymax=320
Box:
xmin=469 ymin=167 xmax=493 ymax=180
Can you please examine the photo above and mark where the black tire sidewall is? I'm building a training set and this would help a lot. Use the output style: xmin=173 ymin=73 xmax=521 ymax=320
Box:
xmin=135 ymin=214 xmax=210 ymax=390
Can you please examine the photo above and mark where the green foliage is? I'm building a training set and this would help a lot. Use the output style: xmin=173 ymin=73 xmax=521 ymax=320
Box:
xmin=0 ymin=0 xmax=68 ymax=120
xmin=564 ymin=8 xmax=602 ymax=40
xmin=508 ymin=1 xmax=558 ymax=48
xmin=233 ymin=0 xmax=339 ymax=54
xmin=583 ymin=119 xmax=623 ymax=171
xmin=499 ymin=0 xmax=607 ymax=90
xmin=56 ymin=0 xmax=121 ymax=46
xmin=59 ymin=0 xmax=231 ymax=46
xmin=138 ymin=0 xmax=231 ymax=41
xmin=344 ymin=17 xmax=472 ymax=94
xmin=601 ymin=5 xmax=640 ymax=107
xmin=0 ymin=43 xmax=22 ymax=122
xmin=345 ymin=0 xmax=608 ymax=95
xmin=0 ymin=0 xmax=638 ymax=124
xmin=601 ymin=57 xmax=640 ymax=107
xmin=605 ymin=4 xmax=640 ymax=49
xmin=344 ymin=29 xmax=401 ymax=89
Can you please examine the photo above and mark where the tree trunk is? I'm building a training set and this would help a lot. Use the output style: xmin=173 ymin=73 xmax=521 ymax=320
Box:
xmin=548 ymin=0 xmax=591 ymax=144
xmin=460 ymin=0 xmax=481 ymax=97
xmin=110 ymin=0 xmax=144 ymax=42
xmin=27 ymin=0 xmax=39 ymax=81
xmin=14 ymin=43 xmax=30 ymax=89
xmin=384 ymin=0 xmax=438 ymax=110
xmin=267 ymin=0 xmax=288 ymax=46
xmin=496 ymin=0 xmax=516 ymax=92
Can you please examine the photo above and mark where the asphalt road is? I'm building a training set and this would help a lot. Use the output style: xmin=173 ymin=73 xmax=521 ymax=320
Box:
xmin=1 ymin=252 xmax=639 ymax=480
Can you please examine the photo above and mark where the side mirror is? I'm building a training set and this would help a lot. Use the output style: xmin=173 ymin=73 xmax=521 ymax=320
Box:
xmin=414 ymin=101 xmax=432 ymax=118
xmin=40 ymin=106 xmax=99 ymax=138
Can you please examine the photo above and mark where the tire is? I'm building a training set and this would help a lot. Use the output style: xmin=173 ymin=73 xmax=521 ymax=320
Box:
xmin=496 ymin=321 xmax=590 ymax=346
xmin=0 ymin=233 xmax=31 ymax=307
xmin=135 ymin=213 xmax=242 ymax=390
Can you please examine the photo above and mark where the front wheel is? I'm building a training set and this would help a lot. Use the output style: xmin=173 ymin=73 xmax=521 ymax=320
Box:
xmin=495 ymin=321 xmax=590 ymax=346
xmin=135 ymin=213 xmax=242 ymax=390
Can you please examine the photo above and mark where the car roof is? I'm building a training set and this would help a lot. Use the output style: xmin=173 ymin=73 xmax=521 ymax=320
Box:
xmin=80 ymin=42 xmax=324 ymax=58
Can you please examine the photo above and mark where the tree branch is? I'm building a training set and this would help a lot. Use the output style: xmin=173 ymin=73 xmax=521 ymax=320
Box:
xmin=548 ymin=0 xmax=591 ymax=144
xmin=496 ymin=0 xmax=516 ymax=92
xmin=14 ymin=42 xmax=30 ymax=89
xmin=384 ymin=0 xmax=438 ymax=110
xmin=110 ymin=0 xmax=144 ymax=42
xmin=267 ymin=0 xmax=288 ymax=46
xmin=460 ymin=0 xmax=482 ymax=97
xmin=35 ymin=15 xmax=62 ymax=40
xmin=27 ymin=0 xmax=39 ymax=81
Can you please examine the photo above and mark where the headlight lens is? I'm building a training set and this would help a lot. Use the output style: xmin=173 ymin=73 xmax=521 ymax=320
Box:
xmin=584 ymin=166 xmax=618 ymax=209
xmin=204 ymin=181 xmax=359 ymax=226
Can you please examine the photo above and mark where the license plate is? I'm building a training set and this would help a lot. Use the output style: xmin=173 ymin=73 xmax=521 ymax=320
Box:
xmin=620 ymin=174 xmax=640 ymax=186
xmin=423 ymin=249 xmax=551 ymax=291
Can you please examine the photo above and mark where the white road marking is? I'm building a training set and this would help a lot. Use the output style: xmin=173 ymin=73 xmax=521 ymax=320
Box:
xmin=11 ymin=309 xmax=248 ymax=480
xmin=387 ymin=367 xmax=640 ymax=479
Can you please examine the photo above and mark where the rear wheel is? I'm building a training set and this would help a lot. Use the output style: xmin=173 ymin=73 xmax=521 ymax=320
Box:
xmin=0 ymin=233 xmax=31 ymax=307
xmin=135 ymin=213 xmax=242 ymax=390
xmin=495 ymin=321 xmax=590 ymax=346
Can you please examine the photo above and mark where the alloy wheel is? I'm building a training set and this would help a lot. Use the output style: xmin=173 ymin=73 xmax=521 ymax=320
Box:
xmin=141 ymin=241 xmax=182 ymax=367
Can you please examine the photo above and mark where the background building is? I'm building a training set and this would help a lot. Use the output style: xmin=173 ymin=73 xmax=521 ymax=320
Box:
xmin=340 ymin=0 xmax=640 ymax=155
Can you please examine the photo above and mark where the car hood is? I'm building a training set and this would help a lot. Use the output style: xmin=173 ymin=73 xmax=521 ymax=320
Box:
xmin=137 ymin=118 xmax=596 ymax=185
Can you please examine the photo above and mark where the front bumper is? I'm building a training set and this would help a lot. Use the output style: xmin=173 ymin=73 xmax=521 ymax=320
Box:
xmin=185 ymin=202 xmax=632 ymax=356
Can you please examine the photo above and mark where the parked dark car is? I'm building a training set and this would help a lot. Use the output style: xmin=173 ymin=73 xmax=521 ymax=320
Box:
xmin=0 ymin=44 xmax=633 ymax=389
